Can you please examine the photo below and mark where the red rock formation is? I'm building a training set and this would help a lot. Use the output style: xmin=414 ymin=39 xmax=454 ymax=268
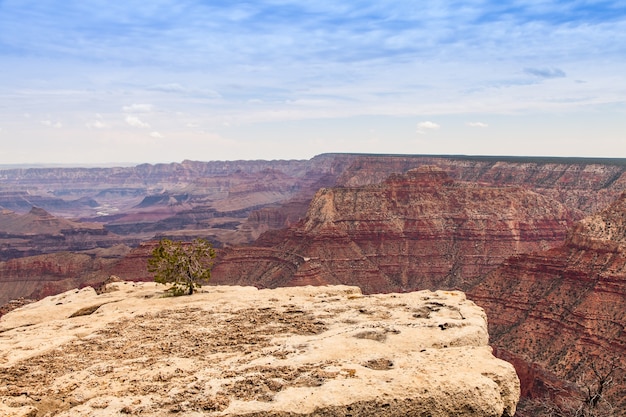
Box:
xmin=3 ymin=155 xmax=626 ymax=411
xmin=106 ymin=241 xmax=158 ymax=282
xmin=241 ymin=155 xmax=626 ymax=242
xmin=0 ymin=207 xmax=102 ymax=235
xmin=213 ymin=171 xmax=626 ymax=411
xmin=469 ymin=192 xmax=626 ymax=411
xmin=0 ymin=252 xmax=116 ymax=307
xmin=335 ymin=155 xmax=626 ymax=215
xmin=213 ymin=167 xmax=579 ymax=293
xmin=0 ymin=207 xmax=129 ymax=261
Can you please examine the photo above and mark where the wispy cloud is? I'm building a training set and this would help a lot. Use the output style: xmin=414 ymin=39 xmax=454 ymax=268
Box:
xmin=416 ymin=121 xmax=440 ymax=134
xmin=150 ymin=131 xmax=163 ymax=138
xmin=467 ymin=122 xmax=488 ymax=128
xmin=524 ymin=67 xmax=566 ymax=79
xmin=147 ymin=84 xmax=221 ymax=98
xmin=122 ymin=104 xmax=154 ymax=113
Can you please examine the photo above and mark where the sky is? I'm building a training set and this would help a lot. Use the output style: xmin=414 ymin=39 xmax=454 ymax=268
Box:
xmin=0 ymin=0 xmax=625 ymax=165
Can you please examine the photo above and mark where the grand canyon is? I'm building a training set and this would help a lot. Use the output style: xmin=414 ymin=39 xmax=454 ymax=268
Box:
xmin=1 ymin=153 xmax=626 ymax=415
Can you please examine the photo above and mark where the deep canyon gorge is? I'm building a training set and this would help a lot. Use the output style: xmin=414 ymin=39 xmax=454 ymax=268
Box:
xmin=1 ymin=153 xmax=626 ymax=415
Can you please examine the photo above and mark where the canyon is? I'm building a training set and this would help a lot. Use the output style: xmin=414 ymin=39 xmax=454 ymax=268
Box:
xmin=469 ymin=192 xmax=626 ymax=413
xmin=212 ymin=166 xmax=579 ymax=292
xmin=3 ymin=153 xmax=626 ymax=306
xmin=210 ymin=166 xmax=626 ymax=413
xmin=2 ymin=153 xmax=626 ymax=413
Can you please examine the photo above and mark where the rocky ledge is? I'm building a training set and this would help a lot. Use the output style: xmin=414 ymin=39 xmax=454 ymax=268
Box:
xmin=0 ymin=283 xmax=519 ymax=417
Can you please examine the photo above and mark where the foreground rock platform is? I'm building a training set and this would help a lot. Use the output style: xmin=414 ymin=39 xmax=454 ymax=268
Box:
xmin=0 ymin=283 xmax=519 ymax=416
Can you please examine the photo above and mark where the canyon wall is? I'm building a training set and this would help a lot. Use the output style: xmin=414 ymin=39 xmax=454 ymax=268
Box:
xmin=3 ymin=154 xmax=626 ymax=235
xmin=212 ymin=166 xmax=626 ymax=412
xmin=2 ymin=154 xmax=626 ymax=411
xmin=469 ymin=192 xmax=626 ymax=412
xmin=0 ymin=246 xmax=131 ymax=307
xmin=0 ymin=207 xmax=131 ymax=262
xmin=213 ymin=166 xmax=579 ymax=293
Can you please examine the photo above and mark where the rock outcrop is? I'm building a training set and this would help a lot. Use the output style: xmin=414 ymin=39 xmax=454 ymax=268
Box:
xmin=0 ymin=251 xmax=124 ymax=307
xmin=468 ymin=192 xmax=626 ymax=412
xmin=213 ymin=167 xmax=579 ymax=293
xmin=0 ymin=207 xmax=129 ymax=261
xmin=334 ymin=155 xmax=626 ymax=215
xmin=212 ymin=170 xmax=626 ymax=411
xmin=0 ymin=283 xmax=519 ymax=417
xmin=2 ymin=154 xmax=626 ymax=307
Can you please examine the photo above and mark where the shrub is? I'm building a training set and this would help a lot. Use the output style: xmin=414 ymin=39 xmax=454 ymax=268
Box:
xmin=147 ymin=238 xmax=216 ymax=296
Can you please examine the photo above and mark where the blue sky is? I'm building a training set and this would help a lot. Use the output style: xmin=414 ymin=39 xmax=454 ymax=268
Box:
xmin=0 ymin=0 xmax=625 ymax=164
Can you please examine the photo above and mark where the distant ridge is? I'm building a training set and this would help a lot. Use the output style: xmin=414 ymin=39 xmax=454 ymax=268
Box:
xmin=317 ymin=152 xmax=626 ymax=166
xmin=0 ymin=162 xmax=138 ymax=169
xmin=3 ymin=153 xmax=626 ymax=171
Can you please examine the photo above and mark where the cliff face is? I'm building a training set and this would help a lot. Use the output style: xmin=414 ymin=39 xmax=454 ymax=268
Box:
xmin=213 ymin=167 xmax=579 ymax=293
xmin=335 ymin=155 xmax=626 ymax=215
xmin=468 ymin=192 xmax=626 ymax=411
xmin=0 ymin=283 xmax=519 ymax=417
xmin=0 ymin=250 xmax=126 ymax=307
xmin=3 ymin=154 xmax=624 ymax=246
xmin=3 ymin=154 xmax=626 ymax=412
xmin=0 ymin=207 xmax=130 ymax=262
xmin=0 ymin=157 xmax=348 ymax=254
xmin=211 ymin=169 xmax=626 ymax=410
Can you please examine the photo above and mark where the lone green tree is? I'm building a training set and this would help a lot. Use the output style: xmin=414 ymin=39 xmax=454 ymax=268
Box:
xmin=147 ymin=238 xmax=216 ymax=296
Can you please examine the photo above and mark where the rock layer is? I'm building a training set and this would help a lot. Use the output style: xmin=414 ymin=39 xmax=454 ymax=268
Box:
xmin=213 ymin=167 xmax=578 ymax=292
xmin=469 ymin=192 xmax=626 ymax=411
xmin=2 ymin=154 xmax=626 ymax=309
xmin=0 ymin=283 xmax=519 ymax=417
xmin=0 ymin=207 xmax=128 ymax=262
xmin=212 ymin=171 xmax=626 ymax=411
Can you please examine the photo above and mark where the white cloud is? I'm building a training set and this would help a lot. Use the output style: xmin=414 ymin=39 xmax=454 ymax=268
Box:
xmin=86 ymin=119 xmax=107 ymax=129
xmin=150 ymin=131 xmax=163 ymax=138
xmin=416 ymin=121 xmax=440 ymax=134
xmin=41 ymin=120 xmax=63 ymax=128
xmin=467 ymin=122 xmax=488 ymax=128
xmin=125 ymin=115 xmax=150 ymax=128
xmin=122 ymin=103 xmax=154 ymax=113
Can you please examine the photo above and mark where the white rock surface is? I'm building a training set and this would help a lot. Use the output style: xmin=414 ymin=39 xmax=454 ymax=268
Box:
xmin=0 ymin=283 xmax=519 ymax=416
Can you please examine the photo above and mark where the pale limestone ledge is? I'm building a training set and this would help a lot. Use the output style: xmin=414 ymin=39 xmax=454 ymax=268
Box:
xmin=0 ymin=282 xmax=519 ymax=417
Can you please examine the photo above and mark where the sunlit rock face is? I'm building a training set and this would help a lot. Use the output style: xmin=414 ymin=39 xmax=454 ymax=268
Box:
xmin=212 ymin=169 xmax=626 ymax=410
xmin=3 ymin=154 xmax=626 ymax=309
xmin=213 ymin=167 xmax=577 ymax=293
xmin=0 ymin=283 xmax=519 ymax=417
xmin=469 ymin=192 xmax=626 ymax=410
xmin=0 ymin=207 xmax=124 ymax=262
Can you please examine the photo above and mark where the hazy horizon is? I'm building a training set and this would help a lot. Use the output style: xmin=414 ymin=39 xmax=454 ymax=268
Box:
xmin=3 ymin=152 xmax=626 ymax=171
xmin=1 ymin=1 xmax=625 ymax=165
